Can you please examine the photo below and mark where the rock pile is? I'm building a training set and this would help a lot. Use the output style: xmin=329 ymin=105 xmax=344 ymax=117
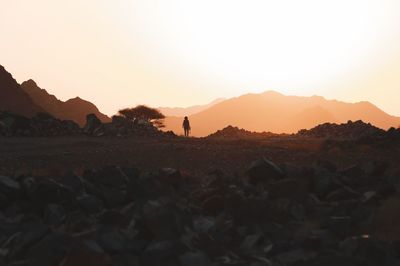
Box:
xmin=83 ymin=114 xmax=176 ymax=138
xmin=1 ymin=158 xmax=400 ymax=265
xmin=0 ymin=112 xmax=80 ymax=137
xmin=297 ymin=120 xmax=385 ymax=139
xmin=0 ymin=112 xmax=175 ymax=138
xmin=208 ymin=125 xmax=279 ymax=139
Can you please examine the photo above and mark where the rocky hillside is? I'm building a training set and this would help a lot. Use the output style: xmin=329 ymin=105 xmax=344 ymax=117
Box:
xmin=21 ymin=79 xmax=110 ymax=126
xmin=207 ymin=125 xmax=281 ymax=139
xmin=297 ymin=120 xmax=386 ymax=139
xmin=0 ymin=65 xmax=44 ymax=117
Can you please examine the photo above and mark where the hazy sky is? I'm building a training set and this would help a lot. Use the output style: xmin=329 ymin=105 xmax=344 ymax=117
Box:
xmin=1 ymin=0 xmax=400 ymax=116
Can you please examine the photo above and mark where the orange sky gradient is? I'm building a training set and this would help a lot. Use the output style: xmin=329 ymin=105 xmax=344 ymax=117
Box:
xmin=1 ymin=0 xmax=400 ymax=116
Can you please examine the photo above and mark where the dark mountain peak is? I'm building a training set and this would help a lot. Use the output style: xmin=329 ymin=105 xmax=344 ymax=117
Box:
xmin=22 ymin=79 xmax=37 ymax=87
xmin=0 ymin=65 xmax=17 ymax=82
xmin=66 ymin=96 xmax=86 ymax=103
xmin=20 ymin=79 xmax=110 ymax=126
xmin=0 ymin=65 xmax=44 ymax=117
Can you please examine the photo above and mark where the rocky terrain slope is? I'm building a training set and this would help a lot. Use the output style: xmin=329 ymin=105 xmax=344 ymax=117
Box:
xmin=21 ymin=79 xmax=110 ymax=126
xmin=0 ymin=66 xmax=44 ymax=117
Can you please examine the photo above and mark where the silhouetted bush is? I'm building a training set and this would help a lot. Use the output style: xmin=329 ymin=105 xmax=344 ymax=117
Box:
xmin=118 ymin=105 xmax=165 ymax=128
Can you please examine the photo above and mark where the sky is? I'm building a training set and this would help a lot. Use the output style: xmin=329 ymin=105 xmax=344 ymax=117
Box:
xmin=1 ymin=0 xmax=400 ymax=116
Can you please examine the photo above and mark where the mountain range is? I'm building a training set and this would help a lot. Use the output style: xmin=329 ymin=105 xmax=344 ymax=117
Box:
xmin=164 ymin=91 xmax=400 ymax=136
xmin=158 ymin=98 xmax=225 ymax=117
xmin=20 ymin=79 xmax=110 ymax=126
xmin=0 ymin=65 xmax=110 ymax=125
xmin=2 ymin=64 xmax=399 ymax=135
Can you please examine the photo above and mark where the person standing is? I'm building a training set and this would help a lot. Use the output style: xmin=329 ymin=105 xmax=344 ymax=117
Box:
xmin=183 ymin=116 xmax=191 ymax=137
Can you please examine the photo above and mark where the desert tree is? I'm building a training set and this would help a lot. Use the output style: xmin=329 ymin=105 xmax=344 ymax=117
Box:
xmin=118 ymin=105 xmax=165 ymax=128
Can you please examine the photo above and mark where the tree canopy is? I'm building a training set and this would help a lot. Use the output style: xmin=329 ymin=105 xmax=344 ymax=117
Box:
xmin=118 ymin=105 xmax=165 ymax=128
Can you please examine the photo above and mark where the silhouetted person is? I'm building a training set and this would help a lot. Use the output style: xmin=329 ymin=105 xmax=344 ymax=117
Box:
xmin=183 ymin=116 xmax=191 ymax=137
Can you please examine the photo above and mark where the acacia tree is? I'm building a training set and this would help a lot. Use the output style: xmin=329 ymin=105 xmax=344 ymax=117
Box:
xmin=118 ymin=105 xmax=165 ymax=128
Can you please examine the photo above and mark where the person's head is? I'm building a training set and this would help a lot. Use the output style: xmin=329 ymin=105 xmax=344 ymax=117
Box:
xmin=184 ymin=116 xmax=188 ymax=120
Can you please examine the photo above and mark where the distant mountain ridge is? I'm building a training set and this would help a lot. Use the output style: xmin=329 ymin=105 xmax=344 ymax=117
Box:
xmin=0 ymin=65 xmax=110 ymax=126
xmin=164 ymin=91 xmax=400 ymax=137
xmin=21 ymin=79 xmax=110 ymax=126
xmin=0 ymin=65 xmax=44 ymax=117
xmin=158 ymin=98 xmax=225 ymax=117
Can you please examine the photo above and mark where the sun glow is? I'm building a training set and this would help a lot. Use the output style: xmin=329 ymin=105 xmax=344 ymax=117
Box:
xmin=119 ymin=0 xmax=400 ymax=96
xmin=1 ymin=0 xmax=400 ymax=115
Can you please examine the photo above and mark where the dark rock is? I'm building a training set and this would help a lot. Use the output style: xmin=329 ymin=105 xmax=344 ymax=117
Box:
xmin=83 ymin=113 xmax=102 ymax=135
xmin=112 ymin=254 xmax=140 ymax=266
xmin=83 ymin=166 xmax=128 ymax=189
xmin=142 ymin=200 xmax=182 ymax=239
xmin=8 ymin=222 xmax=49 ymax=259
xmin=0 ymin=175 xmax=21 ymax=200
xmin=193 ymin=216 xmax=216 ymax=233
xmin=26 ymin=232 xmax=76 ymax=266
xmin=240 ymin=234 xmax=263 ymax=251
xmin=315 ymin=160 xmax=338 ymax=173
xmin=97 ymin=230 xmax=127 ymax=254
xmin=0 ymin=112 xmax=32 ymax=136
xmin=159 ymin=168 xmax=183 ymax=188
xmin=84 ymin=182 xmax=127 ymax=208
xmin=268 ymin=178 xmax=308 ymax=200
xmin=22 ymin=177 xmax=75 ymax=208
xmin=179 ymin=251 xmax=211 ymax=266
xmin=276 ymin=248 xmax=317 ymax=265
xmin=326 ymin=188 xmax=360 ymax=201
xmin=375 ymin=197 xmax=400 ymax=241
xmin=141 ymin=240 xmax=183 ymax=266
xmin=201 ymin=194 xmax=224 ymax=215
xmin=59 ymin=240 xmax=111 ymax=266
xmin=312 ymin=169 xmax=340 ymax=197
xmin=327 ymin=216 xmax=352 ymax=238
xmin=247 ymin=158 xmax=284 ymax=185
xmin=82 ymin=166 xmax=129 ymax=208
xmin=77 ymin=194 xmax=104 ymax=214
xmin=44 ymin=204 xmax=66 ymax=226
xmin=51 ymin=173 xmax=85 ymax=196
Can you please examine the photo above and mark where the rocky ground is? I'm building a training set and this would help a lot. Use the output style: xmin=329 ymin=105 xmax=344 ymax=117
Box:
xmin=0 ymin=133 xmax=399 ymax=265
xmin=0 ymin=113 xmax=400 ymax=265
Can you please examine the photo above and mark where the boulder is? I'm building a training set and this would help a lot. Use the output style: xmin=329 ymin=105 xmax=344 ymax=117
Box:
xmin=247 ymin=158 xmax=284 ymax=185
xmin=83 ymin=113 xmax=102 ymax=135
xmin=22 ymin=177 xmax=75 ymax=208
xmin=179 ymin=251 xmax=211 ymax=266
xmin=0 ymin=175 xmax=21 ymax=200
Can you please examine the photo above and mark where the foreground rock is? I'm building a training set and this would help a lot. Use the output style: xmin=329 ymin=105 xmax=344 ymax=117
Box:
xmin=0 ymin=157 xmax=399 ymax=265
